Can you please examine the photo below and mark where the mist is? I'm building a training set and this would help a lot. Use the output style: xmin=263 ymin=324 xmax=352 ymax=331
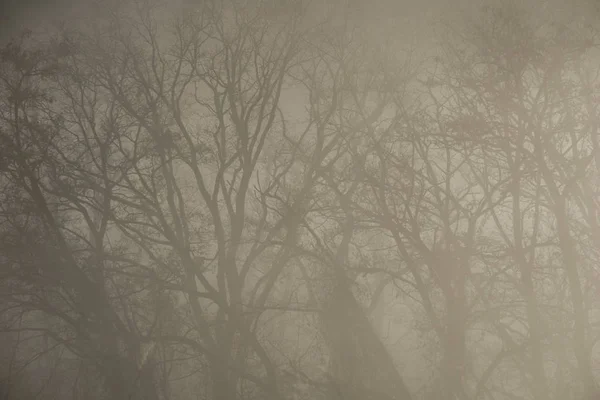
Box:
xmin=1 ymin=1 xmax=600 ymax=400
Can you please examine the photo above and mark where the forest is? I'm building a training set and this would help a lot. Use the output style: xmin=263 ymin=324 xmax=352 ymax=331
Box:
xmin=1 ymin=0 xmax=600 ymax=399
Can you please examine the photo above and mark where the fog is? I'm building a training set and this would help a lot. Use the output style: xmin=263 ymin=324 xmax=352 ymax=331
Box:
xmin=1 ymin=1 xmax=600 ymax=400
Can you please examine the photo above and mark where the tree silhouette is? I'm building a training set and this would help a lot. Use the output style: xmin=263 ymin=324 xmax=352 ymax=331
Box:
xmin=2 ymin=1 xmax=600 ymax=400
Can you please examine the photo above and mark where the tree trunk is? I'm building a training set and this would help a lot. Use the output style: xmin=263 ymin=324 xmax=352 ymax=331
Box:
xmin=321 ymin=281 xmax=412 ymax=400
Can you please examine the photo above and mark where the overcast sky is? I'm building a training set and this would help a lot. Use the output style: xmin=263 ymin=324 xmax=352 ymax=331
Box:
xmin=1 ymin=0 xmax=599 ymax=85
xmin=2 ymin=0 xmax=598 ymax=44
xmin=0 ymin=0 xmax=466 ymax=43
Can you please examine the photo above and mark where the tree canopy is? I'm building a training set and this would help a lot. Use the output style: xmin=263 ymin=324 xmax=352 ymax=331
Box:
xmin=1 ymin=1 xmax=600 ymax=400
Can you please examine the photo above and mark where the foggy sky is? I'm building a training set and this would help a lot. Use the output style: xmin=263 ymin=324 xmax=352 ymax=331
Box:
xmin=3 ymin=0 xmax=599 ymax=52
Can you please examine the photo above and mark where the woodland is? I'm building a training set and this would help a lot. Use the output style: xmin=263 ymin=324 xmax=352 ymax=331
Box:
xmin=1 ymin=1 xmax=600 ymax=400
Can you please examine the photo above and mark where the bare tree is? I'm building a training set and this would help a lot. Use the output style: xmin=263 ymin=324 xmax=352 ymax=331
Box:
xmin=4 ymin=2 xmax=600 ymax=400
xmin=425 ymin=3 xmax=600 ymax=399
